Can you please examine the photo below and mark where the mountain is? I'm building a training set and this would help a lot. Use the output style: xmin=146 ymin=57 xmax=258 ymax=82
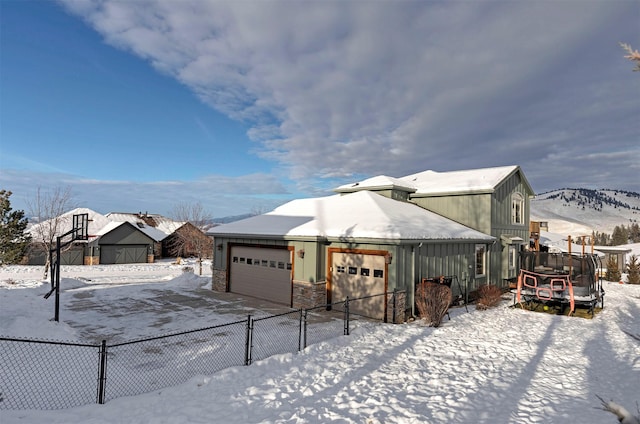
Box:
xmin=531 ymin=188 xmax=640 ymax=235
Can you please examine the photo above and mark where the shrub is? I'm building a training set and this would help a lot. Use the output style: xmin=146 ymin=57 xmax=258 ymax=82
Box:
xmin=415 ymin=281 xmax=452 ymax=327
xmin=476 ymin=284 xmax=502 ymax=310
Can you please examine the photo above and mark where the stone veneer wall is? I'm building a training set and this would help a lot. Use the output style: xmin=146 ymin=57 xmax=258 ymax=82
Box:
xmin=211 ymin=267 xmax=227 ymax=292
xmin=386 ymin=290 xmax=407 ymax=323
xmin=292 ymin=280 xmax=327 ymax=309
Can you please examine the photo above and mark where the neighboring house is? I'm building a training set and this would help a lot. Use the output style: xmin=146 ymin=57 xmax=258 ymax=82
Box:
xmin=26 ymin=208 xmax=111 ymax=265
xmin=105 ymin=212 xmax=197 ymax=258
xmin=593 ymin=245 xmax=632 ymax=274
xmin=26 ymin=209 xmax=175 ymax=265
xmin=88 ymin=221 xmax=158 ymax=264
xmin=161 ymin=222 xmax=213 ymax=258
xmin=209 ymin=165 xmax=534 ymax=320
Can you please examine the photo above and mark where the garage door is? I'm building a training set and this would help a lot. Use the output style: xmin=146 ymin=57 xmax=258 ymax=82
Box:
xmin=101 ymin=245 xmax=148 ymax=264
xmin=331 ymin=252 xmax=387 ymax=319
xmin=229 ymin=246 xmax=292 ymax=305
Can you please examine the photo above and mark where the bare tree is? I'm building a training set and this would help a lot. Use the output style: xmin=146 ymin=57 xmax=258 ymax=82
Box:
xmin=170 ymin=201 xmax=213 ymax=275
xmin=621 ymin=42 xmax=640 ymax=72
xmin=27 ymin=186 xmax=75 ymax=278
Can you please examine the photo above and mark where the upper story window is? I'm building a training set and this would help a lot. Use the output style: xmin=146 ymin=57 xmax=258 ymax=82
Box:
xmin=512 ymin=193 xmax=524 ymax=225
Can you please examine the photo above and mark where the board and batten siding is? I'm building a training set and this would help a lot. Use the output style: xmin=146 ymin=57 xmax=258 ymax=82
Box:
xmin=395 ymin=242 xmax=482 ymax=315
xmin=410 ymin=193 xmax=493 ymax=235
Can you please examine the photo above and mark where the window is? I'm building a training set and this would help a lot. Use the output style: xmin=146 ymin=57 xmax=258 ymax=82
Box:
xmin=247 ymin=258 xmax=253 ymax=265
xmin=373 ymin=269 xmax=384 ymax=278
xmin=360 ymin=267 xmax=370 ymax=276
xmin=232 ymin=256 xmax=239 ymax=263
xmin=508 ymin=245 xmax=516 ymax=269
xmin=512 ymin=193 xmax=524 ymax=225
xmin=348 ymin=267 xmax=358 ymax=275
xmin=269 ymin=261 xmax=276 ymax=268
xmin=277 ymin=261 xmax=285 ymax=269
xmin=475 ymin=244 xmax=486 ymax=276
xmin=336 ymin=266 xmax=345 ymax=273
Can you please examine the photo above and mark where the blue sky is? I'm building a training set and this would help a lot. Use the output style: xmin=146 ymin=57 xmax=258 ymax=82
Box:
xmin=1 ymin=0 xmax=638 ymax=218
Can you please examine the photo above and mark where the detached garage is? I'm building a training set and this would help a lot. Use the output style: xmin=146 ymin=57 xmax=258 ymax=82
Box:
xmin=229 ymin=245 xmax=293 ymax=305
xmin=91 ymin=222 xmax=156 ymax=264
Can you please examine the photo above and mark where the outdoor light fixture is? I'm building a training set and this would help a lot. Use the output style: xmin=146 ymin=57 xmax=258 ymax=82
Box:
xmin=297 ymin=249 xmax=305 ymax=259
xmin=385 ymin=253 xmax=393 ymax=264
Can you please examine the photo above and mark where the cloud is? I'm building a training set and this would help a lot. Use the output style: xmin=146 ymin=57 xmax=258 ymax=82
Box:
xmin=59 ymin=0 xmax=639 ymax=194
xmin=0 ymin=169 xmax=290 ymax=218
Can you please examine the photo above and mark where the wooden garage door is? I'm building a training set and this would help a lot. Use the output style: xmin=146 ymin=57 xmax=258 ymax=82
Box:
xmin=331 ymin=252 xmax=387 ymax=319
xmin=101 ymin=245 xmax=148 ymax=264
xmin=229 ymin=246 xmax=292 ymax=305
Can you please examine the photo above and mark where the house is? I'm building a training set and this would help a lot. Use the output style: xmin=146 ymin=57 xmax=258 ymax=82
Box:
xmin=86 ymin=221 xmax=161 ymax=264
xmin=209 ymin=165 xmax=534 ymax=320
xmin=26 ymin=209 xmax=183 ymax=265
xmin=105 ymin=212 xmax=211 ymax=258
xmin=26 ymin=208 xmax=111 ymax=265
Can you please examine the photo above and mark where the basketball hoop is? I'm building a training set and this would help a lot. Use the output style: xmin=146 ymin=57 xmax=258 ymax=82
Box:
xmin=44 ymin=213 xmax=90 ymax=322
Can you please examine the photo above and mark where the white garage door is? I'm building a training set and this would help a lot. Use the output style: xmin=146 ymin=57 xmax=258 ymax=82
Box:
xmin=229 ymin=246 xmax=292 ymax=305
xmin=331 ymin=252 xmax=387 ymax=319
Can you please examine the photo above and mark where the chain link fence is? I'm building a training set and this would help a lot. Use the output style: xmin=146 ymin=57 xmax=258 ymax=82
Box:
xmin=0 ymin=291 xmax=404 ymax=410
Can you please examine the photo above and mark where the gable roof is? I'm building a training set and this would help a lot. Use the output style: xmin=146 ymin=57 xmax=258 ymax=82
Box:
xmin=334 ymin=165 xmax=534 ymax=197
xmin=106 ymin=212 xmax=186 ymax=236
xmin=93 ymin=221 xmax=165 ymax=242
xmin=209 ymin=191 xmax=494 ymax=242
xmin=401 ymin=165 xmax=533 ymax=196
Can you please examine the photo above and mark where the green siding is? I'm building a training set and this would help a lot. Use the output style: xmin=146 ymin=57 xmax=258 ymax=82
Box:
xmin=411 ymin=193 xmax=493 ymax=234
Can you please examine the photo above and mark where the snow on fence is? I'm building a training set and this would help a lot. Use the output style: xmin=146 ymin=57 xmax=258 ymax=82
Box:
xmin=0 ymin=292 xmax=399 ymax=410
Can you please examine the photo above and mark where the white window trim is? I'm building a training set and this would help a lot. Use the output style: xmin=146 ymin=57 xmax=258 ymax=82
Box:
xmin=512 ymin=192 xmax=524 ymax=225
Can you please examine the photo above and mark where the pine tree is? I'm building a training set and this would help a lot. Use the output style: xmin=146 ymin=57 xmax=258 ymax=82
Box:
xmin=626 ymin=255 xmax=640 ymax=285
xmin=629 ymin=223 xmax=640 ymax=243
xmin=611 ymin=225 xmax=628 ymax=246
xmin=0 ymin=190 xmax=31 ymax=265
xmin=605 ymin=255 xmax=622 ymax=282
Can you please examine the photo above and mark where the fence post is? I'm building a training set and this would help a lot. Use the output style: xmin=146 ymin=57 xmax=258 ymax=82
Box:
xmin=96 ymin=340 xmax=108 ymax=404
xmin=303 ymin=310 xmax=308 ymax=349
xmin=245 ymin=314 xmax=253 ymax=366
xmin=392 ymin=288 xmax=397 ymax=324
xmin=344 ymin=297 xmax=350 ymax=336
xmin=298 ymin=309 xmax=303 ymax=351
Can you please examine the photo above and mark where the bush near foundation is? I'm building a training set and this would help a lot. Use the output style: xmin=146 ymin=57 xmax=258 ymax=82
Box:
xmin=415 ymin=281 xmax=451 ymax=328
xmin=476 ymin=284 xmax=502 ymax=310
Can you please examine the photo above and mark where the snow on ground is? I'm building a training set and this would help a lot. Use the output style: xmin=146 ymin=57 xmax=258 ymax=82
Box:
xmin=1 ymin=261 xmax=639 ymax=423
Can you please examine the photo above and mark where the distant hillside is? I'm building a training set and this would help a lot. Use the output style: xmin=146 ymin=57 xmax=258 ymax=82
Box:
xmin=531 ymin=188 xmax=640 ymax=234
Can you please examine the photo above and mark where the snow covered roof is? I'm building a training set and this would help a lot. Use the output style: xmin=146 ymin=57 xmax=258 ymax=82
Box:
xmin=94 ymin=221 xmax=168 ymax=242
xmin=28 ymin=208 xmax=111 ymax=241
xmin=401 ymin=165 xmax=525 ymax=196
xmin=539 ymin=232 xmax=605 ymax=256
xmin=334 ymin=165 xmax=533 ymax=197
xmin=209 ymin=191 xmax=494 ymax=242
xmin=106 ymin=212 xmax=185 ymax=238
xmin=334 ymin=175 xmax=417 ymax=193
